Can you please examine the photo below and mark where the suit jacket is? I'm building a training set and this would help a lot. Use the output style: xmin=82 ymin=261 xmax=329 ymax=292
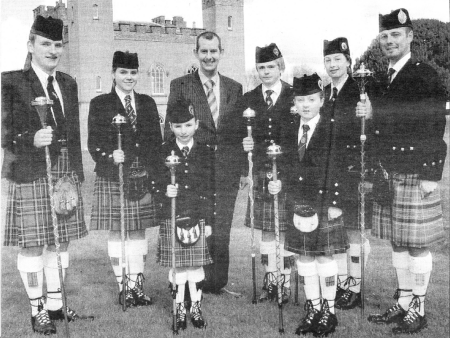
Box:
xmin=154 ymin=139 xmax=215 ymax=223
xmin=371 ymin=59 xmax=447 ymax=181
xmin=87 ymin=88 xmax=162 ymax=180
xmin=1 ymin=68 xmax=84 ymax=183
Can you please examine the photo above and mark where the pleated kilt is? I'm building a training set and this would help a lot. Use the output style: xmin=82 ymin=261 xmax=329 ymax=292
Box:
xmin=285 ymin=216 xmax=349 ymax=256
xmin=4 ymin=148 xmax=87 ymax=247
xmin=90 ymin=157 xmax=157 ymax=230
xmin=245 ymin=173 xmax=289 ymax=232
xmin=157 ymin=219 xmax=213 ymax=268
xmin=372 ymin=174 xmax=445 ymax=248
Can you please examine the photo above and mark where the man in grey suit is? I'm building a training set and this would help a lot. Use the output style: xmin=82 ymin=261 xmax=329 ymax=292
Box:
xmin=165 ymin=31 xmax=243 ymax=294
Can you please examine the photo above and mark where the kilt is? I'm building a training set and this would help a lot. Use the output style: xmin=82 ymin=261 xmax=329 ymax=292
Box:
xmin=285 ymin=216 xmax=349 ymax=256
xmin=372 ymin=174 xmax=445 ymax=248
xmin=4 ymin=148 xmax=87 ymax=247
xmin=157 ymin=219 xmax=213 ymax=268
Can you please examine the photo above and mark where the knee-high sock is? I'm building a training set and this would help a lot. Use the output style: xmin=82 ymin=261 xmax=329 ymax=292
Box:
xmin=392 ymin=250 xmax=413 ymax=310
xmin=108 ymin=240 xmax=125 ymax=291
xmin=43 ymin=249 xmax=69 ymax=311
xmin=127 ymin=239 xmax=148 ymax=289
xmin=348 ymin=241 xmax=371 ymax=293
xmin=317 ymin=260 xmax=338 ymax=314
xmin=409 ymin=252 xmax=432 ymax=316
xmin=18 ymin=254 xmax=44 ymax=316
xmin=282 ymin=248 xmax=294 ymax=289
xmin=260 ymin=240 xmax=276 ymax=272
xmin=187 ymin=267 xmax=205 ymax=303
xmin=169 ymin=269 xmax=187 ymax=304
xmin=297 ymin=259 xmax=321 ymax=310
xmin=333 ymin=252 xmax=348 ymax=289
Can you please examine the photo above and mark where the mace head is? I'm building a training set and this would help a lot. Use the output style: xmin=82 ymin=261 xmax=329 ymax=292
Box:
xmin=290 ymin=106 xmax=298 ymax=115
xmin=112 ymin=114 xmax=127 ymax=129
xmin=31 ymin=97 xmax=53 ymax=126
xmin=243 ymin=107 xmax=256 ymax=119
xmin=165 ymin=150 xmax=181 ymax=169
xmin=353 ymin=62 xmax=373 ymax=78
xmin=266 ymin=141 xmax=282 ymax=158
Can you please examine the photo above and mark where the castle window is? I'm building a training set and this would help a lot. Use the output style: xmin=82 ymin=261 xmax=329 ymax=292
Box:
xmin=187 ymin=64 xmax=199 ymax=74
xmin=228 ymin=16 xmax=233 ymax=30
xmin=151 ymin=65 xmax=165 ymax=95
xmin=96 ymin=76 xmax=102 ymax=93
xmin=93 ymin=4 xmax=99 ymax=20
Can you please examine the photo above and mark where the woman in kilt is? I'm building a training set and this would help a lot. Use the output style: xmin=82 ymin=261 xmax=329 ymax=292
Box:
xmin=271 ymin=73 xmax=349 ymax=337
xmin=322 ymin=37 xmax=373 ymax=310
xmin=155 ymin=98 xmax=214 ymax=330
xmin=2 ymin=16 xmax=91 ymax=335
xmin=236 ymin=43 xmax=297 ymax=303
xmin=88 ymin=51 xmax=162 ymax=308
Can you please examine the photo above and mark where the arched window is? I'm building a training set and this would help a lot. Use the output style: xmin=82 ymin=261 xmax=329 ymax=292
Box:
xmin=96 ymin=76 xmax=102 ymax=92
xmin=93 ymin=4 xmax=99 ymax=20
xmin=228 ymin=16 xmax=233 ymax=30
xmin=151 ymin=64 xmax=165 ymax=95
xmin=187 ymin=64 xmax=198 ymax=74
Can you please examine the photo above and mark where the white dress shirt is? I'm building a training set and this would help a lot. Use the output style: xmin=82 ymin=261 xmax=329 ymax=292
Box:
xmin=388 ymin=52 xmax=411 ymax=83
xmin=32 ymin=62 xmax=65 ymax=117
xmin=199 ymin=70 xmax=221 ymax=113
xmin=262 ymin=80 xmax=282 ymax=106
xmin=298 ymin=113 xmax=321 ymax=148
xmin=115 ymin=87 xmax=137 ymax=114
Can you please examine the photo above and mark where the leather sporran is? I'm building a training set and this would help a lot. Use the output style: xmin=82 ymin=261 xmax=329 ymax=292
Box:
xmin=372 ymin=162 xmax=394 ymax=206
xmin=53 ymin=176 xmax=78 ymax=215
xmin=125 ymin=167 xmax=149 ymax=201
xmin=175 ymin=216 xmax=201 ymax=247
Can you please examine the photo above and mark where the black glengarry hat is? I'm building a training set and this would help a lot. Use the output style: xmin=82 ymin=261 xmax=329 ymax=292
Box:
xmin=255 ymin=43 xmax=282 ymax=63
xmin=323 ymin=37 xmax=350 ymax=57
xmin=379 ymin=8 xmax=413 ymax=32
xmin=31 ymin=15 xmax=63 ymax=41
xmin=293 ymin=73 xmax=323 ymax=96
xmin=167 ymin=98 xmax=196 ymax=124
xmin=112 ymin=51 xmax=139 ymax=69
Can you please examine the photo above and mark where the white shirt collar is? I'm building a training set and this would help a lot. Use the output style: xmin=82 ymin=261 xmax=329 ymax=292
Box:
xmin=300 ymin=113 xmax=320 ymax=130
xmin=199 ymin=70 xmax=220 ymax=88
xmin=389 ymin=52 xmax=411 ymax=74
xmin=31 ymin=62 xmax=56 ymax=89
xmin=115 ymin=86 xmax=135 ymax=103
xmin=176 ymin=138 xmax=194 ymax=152
xmin=262 ymin=80 xmax=282 ymax=97
xmin=331 ymin=73 xmax=349 ymax=95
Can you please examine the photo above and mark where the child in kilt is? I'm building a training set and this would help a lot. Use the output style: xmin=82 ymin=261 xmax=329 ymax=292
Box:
xmin=270 ymin=74 xmax=349 ymax=337
xmin=156 ymin=98 xmax=214 ymax=330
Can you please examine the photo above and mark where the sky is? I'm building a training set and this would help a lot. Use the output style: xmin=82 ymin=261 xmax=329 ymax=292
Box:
xmin=0 ymin=0 xmax=448 ymax=74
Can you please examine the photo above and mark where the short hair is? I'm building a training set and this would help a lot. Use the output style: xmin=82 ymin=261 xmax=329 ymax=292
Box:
xmin=256 ymin=57 xmax=286 ymax=72
xmin=196 ymin=31 xmax=222 ymax=51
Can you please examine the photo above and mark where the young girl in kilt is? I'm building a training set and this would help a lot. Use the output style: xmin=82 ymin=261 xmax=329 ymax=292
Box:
xmin=88 ymin=51 xmax=162 ymax=308
xmin=270 ymin=74 xmax=349 ymax=337
xmin=237 ymin=43 xmax=297 ymax=303
xmin=156 ymin=98 xmax=214 ymax=330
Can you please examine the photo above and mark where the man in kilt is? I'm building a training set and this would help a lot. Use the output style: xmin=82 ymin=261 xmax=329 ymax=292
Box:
xmin=271 ymin=73 xmax=349 ymax=337
xmin=367 ymin=8 xmax=448 ymax=335
xmin=2 ymin=15 xmax=92 ymax=335
xmin=156 ymin=98 xmax=214 ymax=330
xmin=88 ymin=51 xmax=162 ymax=308
xmin=236 ymin=43 xmax=297 ymax=303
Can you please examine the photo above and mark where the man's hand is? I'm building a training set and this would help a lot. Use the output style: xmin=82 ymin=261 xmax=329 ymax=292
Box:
xmin=205 ymin=225 xmax=212 ymax=237
xmin=242 ymin=136 xmax=254 ymax=152
xmin=33 ymin=126 xmax=53 ymax=148
xmin=166 ymin=184 xmax=178 ymax=198
xmin=268 ymin=180 xmax=281 ymax=195
xmin=356 ymin=94 xmax=372 ymax=120
xmin=328 ymin=207 xmax=343 ymax=220
xmin=420 ymin=180 xmax=438 ymax=198
xmin=113 ymin=149 xmax=125 ymax=164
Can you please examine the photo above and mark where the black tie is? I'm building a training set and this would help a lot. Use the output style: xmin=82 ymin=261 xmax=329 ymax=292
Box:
xmin=331 ymin=87 xmax=338 ymax=101
xmin=298 ymin=124 xmax=310 ymax=161
xmin=388 ymin=68 xmax=396 ymax=84
xmin=46 ymin=76 xmax=66 ymax=135
xmin=182 ymin=146 xmax=189 ymax=158
xmin=266 ymin=90 xmax=274 ymax=110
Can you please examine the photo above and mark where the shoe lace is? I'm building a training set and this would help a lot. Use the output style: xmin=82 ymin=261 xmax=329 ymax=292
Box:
xmin=191 ymin=301 xmax=203 ymax=321
xmin=132 ymin=273 xmax=150 ymax=299
xmin=393 ymin=288 xmax=412 ymax=301
xmin=340 ymin=289 xmax=353 ymax=302
xmin=402 ymin=307 xmax=419 ymax=324
xmin=303 ymin=300 xmax=319 ymax=324
xmin=35 ymin=298 xmax=52 ymax=326
xmin=343 ymin=276 xmax=359 ymax=289
xmin=318 ymin=299 xmax=332 ymax=326
xmin=404 ymin=294 xmax=424 ymax=321
xmin=177 ymin=303 xmax=186 ymax=322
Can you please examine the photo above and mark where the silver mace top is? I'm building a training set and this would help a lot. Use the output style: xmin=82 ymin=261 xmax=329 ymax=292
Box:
xmin=31 ymin=97 xmax=53 ymax=125
xmin=243 ymin=107 xmax=256 ymax=119
xmin=352 ymin=62 xmax=373 ymax=78
xmin=165 ymin=150 xmax=181 ymax=169
xmin=267 ymin=141 xmax=282 ymax=159
xmin=112 ymin=114 xmax=127 ymax=129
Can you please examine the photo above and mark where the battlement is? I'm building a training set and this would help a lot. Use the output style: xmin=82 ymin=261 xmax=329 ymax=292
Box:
xmin=33 ymin=1 xmax=67 ymax=21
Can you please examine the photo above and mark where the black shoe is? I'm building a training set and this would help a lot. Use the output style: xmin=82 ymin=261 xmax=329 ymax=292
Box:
xmin=48 ymin=306 xmax=94 ymax=322
xmin=392 ymin=308 xmax=427 ymax=335
xmin=368 ymin=304 xmax=406 ymax=325
xmin=190 ymin=301 xmax=206 ymax=329
xmin=174 ymin=302 xmax=187 ymax=331
xmin=31 ymin=298 xmax=56 ymax=335
xmin=294 ymin=300 xmax=321 ymax=335
xmin=313 ymin=300 xmax=338 ymax=337
xmin=118 ymin=289 xmax=136 ymax=307
xmin=335 ymin=289 xmax=361 ymax=310
xmin=131 ymin=273 xmax=153 ymax=306
xmin=336 ymin=285 xmax=346 ymax=300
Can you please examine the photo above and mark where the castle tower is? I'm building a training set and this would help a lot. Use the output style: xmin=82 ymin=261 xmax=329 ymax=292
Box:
xmin=202 ymin=0 xmax=245 ymax=85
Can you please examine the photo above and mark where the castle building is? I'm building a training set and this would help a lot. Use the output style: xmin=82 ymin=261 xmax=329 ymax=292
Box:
xmin=33 ymin=0 xmax=245 ymax=156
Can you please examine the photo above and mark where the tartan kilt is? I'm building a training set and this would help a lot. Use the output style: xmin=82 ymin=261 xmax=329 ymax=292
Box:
xmin=4 ymin=148 xmax=87 ymax=247
xmin=371 ymin=174 xmax=445 ymax=247
xmin=285 ymin=216 xmax=349 ymax=256
xmin=90 ymin=176 xmax=156 ymax=231
xmin=157 ymin=219 xmax=213 ymax=268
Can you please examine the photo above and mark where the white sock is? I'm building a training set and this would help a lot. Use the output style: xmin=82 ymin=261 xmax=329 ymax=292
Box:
xmin=127 ymin=239 xmax=148 ymax=289
xmin=409 ymin=252 xmax=432 ymax=316
xmin=43 ymin=249 xmax=69 ymax=311
xmin=317 ymin=260 xmax=338 ymax=314
xmin=392 ymin=250 xmax=413 ymax=310
xmin=108 ymin=240 xmax=125 ymax=291
xmin=297 ymin=259 xmax=321 ymax=310
xmin=333 ymin=252 xmax=348 ymax=289
xmin=18 ymin=254 xmax=44 ymax=316
xmin=187 ymin=267 xmax=205 ymax=303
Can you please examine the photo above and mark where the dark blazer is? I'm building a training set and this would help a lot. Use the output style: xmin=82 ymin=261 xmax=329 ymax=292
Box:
xmin=371 ymin=59 xmax=447 ymax=181
xmin=87 ymin=88 xmax=162 ymax=180
xmin=154 ymin=139 xmax=215 ymax=223
xmin=1 ymin=68 xmax=83 ymax=183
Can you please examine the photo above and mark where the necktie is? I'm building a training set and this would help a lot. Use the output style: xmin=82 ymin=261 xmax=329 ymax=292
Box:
xmin=298 ymin=124 xmax=310 ymax=161
xmin=205 ymin=80 xmax=218 ymax=126
xmin=266 ymin=90 xmax=274 ymax=110
xmin=46 ymin=76 xmax=65 ymax=135
xmin=331 ymin=87 xmax=338 ymax=101
xmin=388 ymin=68 xmax=396 ymax=84
xmin=125 ymin=95 xmax=137 ymax=131
xmin=182 ymin=146 xmax=189 ymax=158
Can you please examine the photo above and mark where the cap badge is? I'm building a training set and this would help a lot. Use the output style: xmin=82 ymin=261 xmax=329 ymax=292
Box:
xmin=188 ymin=104 xmax=194 ymax=116
xmin=398 ymin=9 xmax=407 ymax=24
xmin=273 ymin=47 xmax=279 ymax=56
xmin=341 ymin=42 xmax=347 ymax=51
xmin=318 ymin=79 xmax=323 ymax=90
